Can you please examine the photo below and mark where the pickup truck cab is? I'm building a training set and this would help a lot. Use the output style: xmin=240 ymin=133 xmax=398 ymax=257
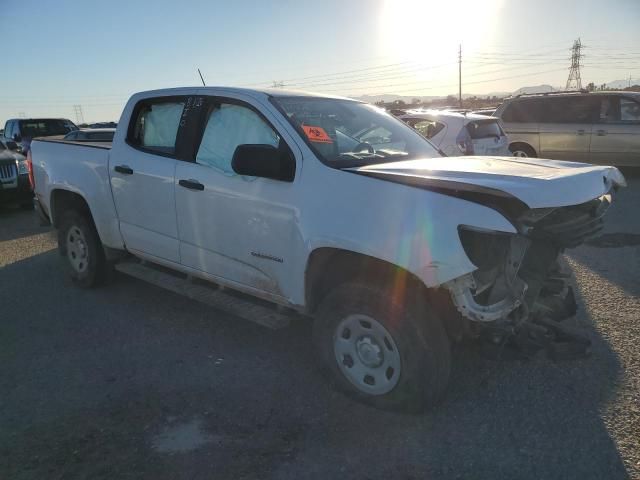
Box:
xmin=4 ymin=117 xmax=78 ymax=155
xmin=31 ymin=87 xmax=625 ymax=411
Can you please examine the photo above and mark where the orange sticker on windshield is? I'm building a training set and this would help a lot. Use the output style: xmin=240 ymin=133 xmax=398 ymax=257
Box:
xmin=302 ymin=125 xmax=333 ymax=143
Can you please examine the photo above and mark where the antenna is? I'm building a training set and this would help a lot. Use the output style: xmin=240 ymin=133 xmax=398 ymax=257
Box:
xmin=197 ymin=68 xmax=206 ymax=87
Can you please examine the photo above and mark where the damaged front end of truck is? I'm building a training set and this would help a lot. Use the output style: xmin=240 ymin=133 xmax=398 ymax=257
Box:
xmin=444 ymin=192 xmax=616 ymax=358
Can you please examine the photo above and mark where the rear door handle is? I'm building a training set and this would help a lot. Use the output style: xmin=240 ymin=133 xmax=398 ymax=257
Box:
xmin=114 ymin=165 xmax=133 ymax=175
xmin=178 ymin=179 xmax=204 ymax=191
xmin=596 ymin=129 xmax=608 ymax=136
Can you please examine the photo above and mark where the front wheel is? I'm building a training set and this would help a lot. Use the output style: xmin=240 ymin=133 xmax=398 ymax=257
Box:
xmin=510 ymin=143 xmax=537 ymax=158
xmin=58 ymin=211 xmax=107 ymax=288
xmin=313 ymin=282 xmax=451 ymax=412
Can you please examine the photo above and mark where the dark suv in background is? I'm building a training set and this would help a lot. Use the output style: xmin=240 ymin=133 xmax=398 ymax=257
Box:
xmin=494 ymin=91 xmax=640 ymax=165
xmin=3 ymin=118 xmax=78 ymax=154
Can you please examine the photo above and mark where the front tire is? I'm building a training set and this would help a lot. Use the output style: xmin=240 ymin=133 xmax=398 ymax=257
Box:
xmin=58 ymin=211 xmax=107 ymax=288
xmin=313 ymin=282 xmax=451 ymax=412
xmin=510 ymin=143 xmax=537 ymax=158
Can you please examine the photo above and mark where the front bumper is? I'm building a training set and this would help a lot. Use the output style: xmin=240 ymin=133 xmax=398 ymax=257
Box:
xmin=446 ymin=192 xmax=614 ymax=324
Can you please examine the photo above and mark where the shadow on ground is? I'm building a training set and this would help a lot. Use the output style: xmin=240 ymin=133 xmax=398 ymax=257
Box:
xmin=0 ymin=244 xmax=628 ymax=479
xmin=0 ymin=207 xmax=46 ymax=242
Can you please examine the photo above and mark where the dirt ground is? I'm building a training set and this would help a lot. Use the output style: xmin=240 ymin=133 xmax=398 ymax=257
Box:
xmin=1 ymin=172 xmax=639 ymax=479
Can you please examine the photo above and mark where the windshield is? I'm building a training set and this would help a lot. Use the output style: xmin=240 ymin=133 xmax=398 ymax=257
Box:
xmin=19 ymin=119 xmax=77 ymax=138
xmin=272 ymin=97 xmax=441 ymax=167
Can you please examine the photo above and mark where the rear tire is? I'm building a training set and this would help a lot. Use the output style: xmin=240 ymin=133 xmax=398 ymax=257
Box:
xmin=313 ymin=282 xmax=451 ymax=412
xmin=510 ymin=143 xmax=537 ymax=158
xmin=58 ymin=211 xmax=107 ymax=288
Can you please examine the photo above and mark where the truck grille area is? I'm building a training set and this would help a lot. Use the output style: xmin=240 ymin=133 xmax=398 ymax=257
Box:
xmin=0 ymin=163 xmax=17 ymax=180
xmin=526 ymin=193 xmax=612 ymax=248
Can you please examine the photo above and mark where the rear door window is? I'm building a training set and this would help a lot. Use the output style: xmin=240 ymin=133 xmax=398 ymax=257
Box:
xmin=128 ymin=99 xmax=186 ymax=156
xmin=466 ymin=120 xmax=504 ymax=139
xmin=540 ymin=96 xmax=599 ymax=123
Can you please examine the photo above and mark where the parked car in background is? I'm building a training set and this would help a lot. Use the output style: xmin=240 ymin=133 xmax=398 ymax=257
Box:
xmin=64 ymin=128 xmax=115 ymax=142
xmin=88 ymin=122 xmax=117 ymax=129
xmin=0 ymin=139 xmax=33 ymax=208
xmin=400 ymin=110 xmax=510 ymax=156
xmin=494 ymin=91 xmax=640 ymax=164
xmin=30 ymin=86 xmax=625 ymax=411
xmin=3 ymin=118 xmax=78 ymax=155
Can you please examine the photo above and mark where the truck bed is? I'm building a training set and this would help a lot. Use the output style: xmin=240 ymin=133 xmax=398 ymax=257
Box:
xmin=31 ymin=135 xmax=123 ymax=249
xmin=35 ymin=135 xmax=112 ymax=150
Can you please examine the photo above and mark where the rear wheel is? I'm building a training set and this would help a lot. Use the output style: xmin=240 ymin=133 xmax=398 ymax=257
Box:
xmin=58 ymin=211 xmax=107 ymax=288
xmin=510 ymin=143 xmax=537 ymax=158
xmin=313 ymin=282 xmax=451 ymax=412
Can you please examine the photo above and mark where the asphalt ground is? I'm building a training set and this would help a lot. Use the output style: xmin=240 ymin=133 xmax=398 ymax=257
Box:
xmin=1 ymin=170 xmax=639 ymax=479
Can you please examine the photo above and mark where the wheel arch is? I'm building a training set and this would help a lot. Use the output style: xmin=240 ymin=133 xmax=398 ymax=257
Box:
xmin=305 ymin=247 xmax=429 ymax=313
xmin=50 ymin=188 xmax=94 ymax=229
xmin=305 ymin=247 xmax=468 ymax=340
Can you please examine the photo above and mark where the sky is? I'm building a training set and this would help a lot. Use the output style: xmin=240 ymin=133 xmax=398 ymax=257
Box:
xmin=1 ymin=0 xmax=638 ymax=124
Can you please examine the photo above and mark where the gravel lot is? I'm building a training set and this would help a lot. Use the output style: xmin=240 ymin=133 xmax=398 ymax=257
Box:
xmin=1 ymin=172 xmax=639 ymax=480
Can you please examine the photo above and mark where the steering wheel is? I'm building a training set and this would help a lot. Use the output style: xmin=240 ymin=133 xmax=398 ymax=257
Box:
xmin=353 ymin=142 xmax=375 ymax=154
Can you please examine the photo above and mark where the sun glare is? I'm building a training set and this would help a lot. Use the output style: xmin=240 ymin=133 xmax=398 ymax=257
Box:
xmin=379 ymin=0 xmax=501 ymax=65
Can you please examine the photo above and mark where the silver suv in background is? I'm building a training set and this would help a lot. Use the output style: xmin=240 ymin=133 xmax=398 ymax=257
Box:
xmin=494 ymin=91 xmax=640 ymax=165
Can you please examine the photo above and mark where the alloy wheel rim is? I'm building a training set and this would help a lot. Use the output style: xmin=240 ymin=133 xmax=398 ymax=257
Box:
xmin=333 ymin=314 xmax=401 ymax=395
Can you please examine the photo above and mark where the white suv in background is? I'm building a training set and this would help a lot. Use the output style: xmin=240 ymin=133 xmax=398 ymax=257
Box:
xmin=400 ymin=110 xmax=510 ymax=157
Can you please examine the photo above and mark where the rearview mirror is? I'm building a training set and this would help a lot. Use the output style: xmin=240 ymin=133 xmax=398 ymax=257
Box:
xmin=232 ymin=144 xmax=295 ymax=182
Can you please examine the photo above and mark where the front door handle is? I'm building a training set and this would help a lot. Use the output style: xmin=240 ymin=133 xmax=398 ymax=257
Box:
xmin=596 ymin=129 xmax=608 ymax=136
xmin=178 ymin=179 xmax=204 ymax=191
xmin=576 ymin=129 xmax=585 ymax=136
xmin=114 ymin=165 xmax=133 ymax=175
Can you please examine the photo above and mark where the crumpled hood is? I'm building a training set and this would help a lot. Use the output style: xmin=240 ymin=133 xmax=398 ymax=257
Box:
xmin=350 ymin=156 xmax=627 ymax=209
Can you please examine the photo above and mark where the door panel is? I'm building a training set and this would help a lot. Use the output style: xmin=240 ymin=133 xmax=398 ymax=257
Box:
xmin=109 ymin=98 xmax=187 ymax=262
xmin=539 ymin=123 xmax=592 ymax=161
xmin=590 ymin=95 xmax=640 ymax=166
xmin=538 ymin=96 xmax=598 ymax=162
xmin=175 ymin=97 xmax=300 ymax=299
xmin=175 ymin=162 xmax=296 ymax=295
xmin=110 ymin=152 xmax=178 ymax=261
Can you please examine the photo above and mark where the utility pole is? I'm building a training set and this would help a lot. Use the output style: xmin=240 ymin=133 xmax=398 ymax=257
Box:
xmin=565 ymin=38 xmax=583 ymax=91
xmin=458 ymin=44 xmax=462 ymax=108
xmin=72 ymin=105 xmax=84 ymax=125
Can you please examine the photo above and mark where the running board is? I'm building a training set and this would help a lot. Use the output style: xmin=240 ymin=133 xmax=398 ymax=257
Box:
xmin=114 ymin=261 xmax=291 ymax=330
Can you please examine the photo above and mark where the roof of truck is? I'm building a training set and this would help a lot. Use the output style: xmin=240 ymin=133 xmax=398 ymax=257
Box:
xmin=132 ymin=86 xmax=354 ymax=102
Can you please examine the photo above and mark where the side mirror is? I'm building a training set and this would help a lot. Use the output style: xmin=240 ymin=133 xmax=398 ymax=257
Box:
xmin=13 ymin=133 xmax=21 ymax=142
xmin=232 ymin=144 xmax=295 ymax=182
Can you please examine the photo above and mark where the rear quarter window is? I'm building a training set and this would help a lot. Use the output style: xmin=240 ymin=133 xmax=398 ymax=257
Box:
xmin=405 ymin=118 xmax=445 ymax=139
xmin=466 ymin=120 xmax=504 ymax=139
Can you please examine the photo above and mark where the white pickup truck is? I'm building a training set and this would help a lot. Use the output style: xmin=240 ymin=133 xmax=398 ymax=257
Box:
xmin=31 ymin=87 xmax=626 ymax=411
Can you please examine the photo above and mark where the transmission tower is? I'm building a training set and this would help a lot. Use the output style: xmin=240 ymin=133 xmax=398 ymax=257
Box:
xmin=565 ymin=38 xmax=583 ymax=90
xmin=72 ymin=105 xmax=85 ymax=124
